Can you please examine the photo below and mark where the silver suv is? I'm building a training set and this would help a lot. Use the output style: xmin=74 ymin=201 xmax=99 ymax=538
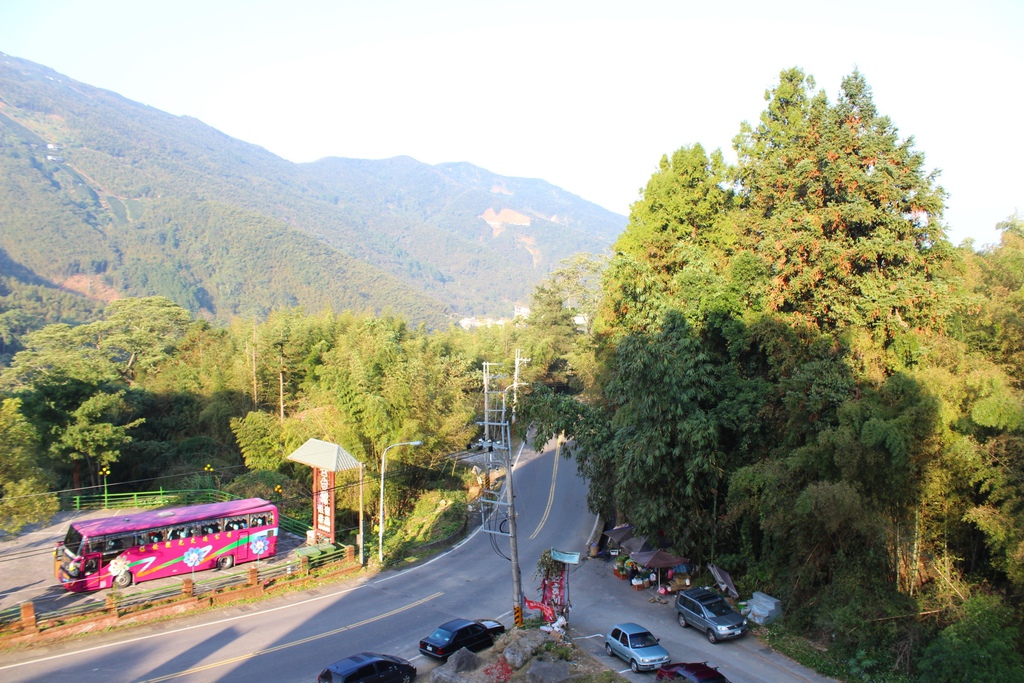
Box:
xmin=674 ymin=587 xmax=747 ymax=644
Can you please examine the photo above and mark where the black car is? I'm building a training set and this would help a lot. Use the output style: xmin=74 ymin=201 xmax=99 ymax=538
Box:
xmin=656 ymin=661 xmax=732 ymax=683
xmin=317 ymin=652 xmax=416 ymax=683
xmin=418 ymin=618 xmax=506 ymax=659
xmin=675 ymin=587 xmax=748 ymax=644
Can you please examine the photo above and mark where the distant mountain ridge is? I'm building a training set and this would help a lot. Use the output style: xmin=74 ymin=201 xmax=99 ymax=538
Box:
xmin=0 ymin=52 xmax=626 ymax=326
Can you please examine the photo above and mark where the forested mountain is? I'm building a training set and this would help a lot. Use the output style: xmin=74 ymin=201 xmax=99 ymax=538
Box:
xmin=0 ymin=52 xmax=624 ymax=329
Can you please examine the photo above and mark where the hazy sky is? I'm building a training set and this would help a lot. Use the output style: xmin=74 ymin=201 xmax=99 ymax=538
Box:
xmin=1 ymin=0 xmax=1021 ymax=247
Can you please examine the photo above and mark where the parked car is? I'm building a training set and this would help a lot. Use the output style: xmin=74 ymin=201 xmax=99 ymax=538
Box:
xmin=675 ymin=587 xmax=748 ymax=644
xmin=604 ymin=622 xmax=671 ymax=673
xmin=317 ymin=652 xmax=416 ymax=683
xmin=655 ymin=661 xmax=732 ymax=683
xmin=418 ymin=618 xmax=506 ymax=659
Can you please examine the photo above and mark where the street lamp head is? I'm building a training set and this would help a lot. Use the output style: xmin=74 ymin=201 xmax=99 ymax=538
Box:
xmin=409 ymin=440 xmax=423 ymax=446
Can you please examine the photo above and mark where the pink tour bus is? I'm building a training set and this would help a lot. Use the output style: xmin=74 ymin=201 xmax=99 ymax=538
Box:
xmin=56 ymin=498 xmax=279 ymax=591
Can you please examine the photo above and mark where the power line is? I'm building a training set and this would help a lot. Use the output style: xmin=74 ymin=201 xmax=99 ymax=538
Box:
xmin=0 ymin=464 xmax=251 ymax=501
xmin=3 ymin=449 xmax=487 ymax=503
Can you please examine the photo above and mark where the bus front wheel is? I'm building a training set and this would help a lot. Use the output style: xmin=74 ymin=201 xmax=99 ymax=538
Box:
xmin=114 ymin=571 xmax=132 ymax=588
xmin=217 ymin=555 xmax=234 ymax=570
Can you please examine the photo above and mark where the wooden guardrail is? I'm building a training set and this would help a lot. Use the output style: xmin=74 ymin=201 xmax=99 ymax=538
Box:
xmin=0 ymin=544 xmax=357 ymax=645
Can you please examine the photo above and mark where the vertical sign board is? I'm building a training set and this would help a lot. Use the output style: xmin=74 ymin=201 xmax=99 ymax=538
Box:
xmin=314 ymin=467 xmax=336 ymax=544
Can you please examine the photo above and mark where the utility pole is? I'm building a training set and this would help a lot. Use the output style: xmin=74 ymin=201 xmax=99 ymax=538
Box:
xmin=508 ymin=350 xmax=529 ymax=626
xmin=482 ymin=362 xmax=504 ymax=491
xmin=501 ymin=407 xmax=523 ymax=626
xmin=482 ymin=362 xmax=503 ymax=442
xmin=478 ymin=352 xmax=528 ymax=626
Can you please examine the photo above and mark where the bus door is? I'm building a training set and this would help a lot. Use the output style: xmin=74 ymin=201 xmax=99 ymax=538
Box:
xmin=236 ymin=533 xmax=250 ymax=562
xmin=62 ymin=548 xmax=104 ymax=591
xmin=84 ymin=552 xmax=104 ymax=589
xmin=226 ymin=516 xmax=250 ymax=562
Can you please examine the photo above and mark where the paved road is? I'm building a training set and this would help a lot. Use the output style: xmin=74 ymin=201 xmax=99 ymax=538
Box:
xmin=0 ymin=440 xmax=836 ymax=683
xmin=568 ymin=557 xmax=836 ymax=683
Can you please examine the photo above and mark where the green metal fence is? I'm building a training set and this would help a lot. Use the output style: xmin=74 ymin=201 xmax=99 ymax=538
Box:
xmin=60 ymin=488 xmax=230 ymax=511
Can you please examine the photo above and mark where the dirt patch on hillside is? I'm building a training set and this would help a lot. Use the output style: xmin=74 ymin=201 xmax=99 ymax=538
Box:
xmin=60 ymin=274 xmax=120 ymax=302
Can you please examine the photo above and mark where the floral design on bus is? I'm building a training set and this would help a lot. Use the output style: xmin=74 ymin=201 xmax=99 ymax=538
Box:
xmin=249 ymin=533 xmax=269 ymax=557
xmin=183 ymin=546 xmax=213 ymax=568
xmin=106 ymin=556 xmax=130 ymax=580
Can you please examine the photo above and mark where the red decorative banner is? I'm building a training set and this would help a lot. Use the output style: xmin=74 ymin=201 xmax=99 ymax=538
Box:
xmin=539 ymin=565 xmax=567 ymax=619
xmin=524 ymin=597 xmax=555 ymax=622
xmin=313 ymin=467 xmax=336 ymax=544
xmin=542 ymin=566 xmax=566 ymax=605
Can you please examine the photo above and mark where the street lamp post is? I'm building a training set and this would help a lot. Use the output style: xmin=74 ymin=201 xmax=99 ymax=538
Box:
xmin=379 ymin=440 xmax=422 ymax=564
xmin=99 ymin=465 xmax=110 ymax=508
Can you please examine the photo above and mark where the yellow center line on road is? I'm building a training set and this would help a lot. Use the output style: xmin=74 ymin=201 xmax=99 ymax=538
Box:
xmin=136 ymin=591 xmax=443 ymax=682
xmin=529 ymin=439 xmax=560 ymax=540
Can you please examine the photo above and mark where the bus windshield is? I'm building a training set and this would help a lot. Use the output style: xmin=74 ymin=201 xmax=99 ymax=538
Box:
xmin=63 ymin=526 xmax=84 ymax=556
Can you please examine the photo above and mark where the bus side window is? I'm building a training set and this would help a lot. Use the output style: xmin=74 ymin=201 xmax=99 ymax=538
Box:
xmin=102 ymin=535 xmax=132 ymax=559
xmin=251 ymin=514 xmax=266 ymax=528
xmin=227 ymin=517 xmax=247 ymax=531
xmin=202 ymin=521 xmax=221 ymax=534
xmin=148 ymin=529 xmax=165 ymax=544
xmin=84 ymin=558 xmax=98 ymax=575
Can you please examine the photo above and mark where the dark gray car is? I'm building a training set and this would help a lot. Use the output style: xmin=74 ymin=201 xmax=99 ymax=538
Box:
xmin=317 ymin=652 xmax=416 ymax=683
xmin=675 ymin=587 xmax=747 ymax=644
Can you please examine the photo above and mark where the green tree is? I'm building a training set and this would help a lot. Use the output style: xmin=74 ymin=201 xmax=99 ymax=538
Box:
xmin=48 ymin=390 xmax=144 ymax=486
xmin=304 ymin=314 xmax=477 ymax=523
xmin=601 ymin=312 xmax=735 ymax=556
xmin=733 ymin=68 xmax=956 ymax=340
xmin=964 ymin=214 xmax=1024 ymax=384
xmin=520 ymin=253 xmax=610 ymax=395
xmin=0 ymin=398 xmax=57 ymax=536
xmin=615 ymin=143 xmax=730 ymax=283
xmin=93 ymin=296 xmax=193 ymax=383
xmin=523 ymin=280 xmax=580 ymax=391
xmin=230 ymin=410 xmax=284 ymax=471
xmin=601 ymin=144 xmax=734 ymax=337
xmin=917 ymin=595 xmax=1024 ymax=683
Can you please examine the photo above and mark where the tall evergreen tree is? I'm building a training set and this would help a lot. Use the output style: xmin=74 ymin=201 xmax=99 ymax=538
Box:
xmin=734 ymin=69 xmax=956 ymax=342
